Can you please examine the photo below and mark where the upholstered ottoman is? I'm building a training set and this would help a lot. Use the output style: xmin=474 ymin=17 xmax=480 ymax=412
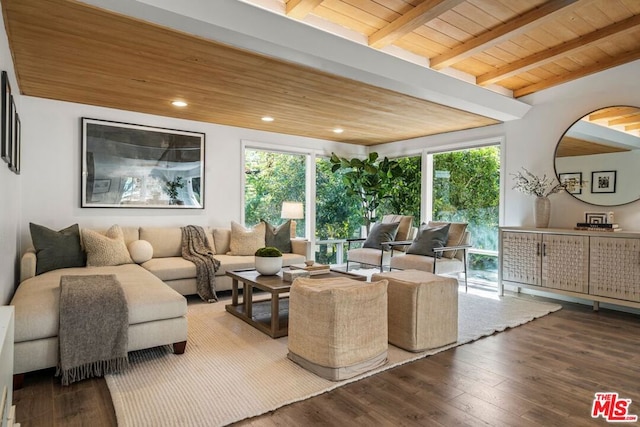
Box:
xmin=287 ymin=277 xmax=388 ymax=381
xmin=372 ymin=269 xmax=458 ymax=352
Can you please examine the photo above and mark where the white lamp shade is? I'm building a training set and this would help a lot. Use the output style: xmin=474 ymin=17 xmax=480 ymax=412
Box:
xmin=281 ymin=201 xmax=304 ymax=219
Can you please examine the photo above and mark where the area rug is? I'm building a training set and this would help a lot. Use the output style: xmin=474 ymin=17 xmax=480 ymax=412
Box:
xmin=106 ymin=292 xmax=561 ymax=426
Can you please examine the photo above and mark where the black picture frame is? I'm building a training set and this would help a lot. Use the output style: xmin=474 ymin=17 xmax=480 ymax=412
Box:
xmin=1 ymin=71 xmax=11 ymax=164
xmin=82 ymin=118 xmax=206 ymax=208
xmin=559 ymin=172 xmax=582 ymax=195
xmin=591 ymin=170 xmax=616 ymax=194
xmin=9 ymin=108 xmax=20 ymax=175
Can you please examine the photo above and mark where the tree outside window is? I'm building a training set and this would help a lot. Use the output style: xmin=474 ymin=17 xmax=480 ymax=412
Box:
xmin=244 ymin=149 xmax=306 ymax=236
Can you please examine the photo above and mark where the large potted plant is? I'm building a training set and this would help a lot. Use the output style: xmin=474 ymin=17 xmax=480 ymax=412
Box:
xmin=329 ymin=152 xmax=402 ymax=234
xmin=254 ymin=246 xmax=283 ymax=275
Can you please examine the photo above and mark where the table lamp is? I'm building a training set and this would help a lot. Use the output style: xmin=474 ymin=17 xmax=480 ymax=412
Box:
xmin=281 ymin=201 xmax=304 ymax=238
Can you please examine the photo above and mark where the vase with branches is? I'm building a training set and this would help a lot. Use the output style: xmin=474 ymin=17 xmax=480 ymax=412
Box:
xmin=511 ymin=168 xmax=582 ymax=227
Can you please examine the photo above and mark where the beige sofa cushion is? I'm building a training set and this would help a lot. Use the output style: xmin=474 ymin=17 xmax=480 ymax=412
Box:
xmin=140 ymin=227 xmax=215 ymax=257
xmin=213 ymin=228 xmax=231 ymax=254
xmin=82 ymin=225 xmax=134 ymax=267
xmin=142 ymin=257 xmax=196 ymax=281
xmin=228 ymin=222 xmax=265 ymax=256
xmin=11 ymin=264 xmax=187 ymax=343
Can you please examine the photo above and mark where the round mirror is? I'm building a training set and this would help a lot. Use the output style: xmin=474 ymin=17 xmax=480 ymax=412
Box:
xmin=554 ymin=106 xmax=640 ymax=206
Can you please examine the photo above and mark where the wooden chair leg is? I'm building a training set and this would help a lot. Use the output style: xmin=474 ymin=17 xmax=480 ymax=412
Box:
xmin=173 ymin=341 xmax=187 ymax=354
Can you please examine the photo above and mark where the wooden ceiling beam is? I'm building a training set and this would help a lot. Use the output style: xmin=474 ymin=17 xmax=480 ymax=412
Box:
xmin=513 ymin=46 xmax=640 ymax=97
xmin=369 ymin=0 xmax=464 ymax=49
xmin=477 ymin=14 xmax=640 ymax=86
xmin=608 ymin=114 xmax=640 ymax=126
xmin=589 ymin=107 xmax=639 ymax=121
xmin=625 ymin=123 xmax=640 ymax=131
xmin=430 ymin=0 xmax=580 ymax=70
xmin=286 ymin=0 xmax=323 ymax=20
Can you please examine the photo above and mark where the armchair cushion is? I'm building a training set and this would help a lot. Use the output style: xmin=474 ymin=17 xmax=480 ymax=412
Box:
xmin=262 ymin=219 xmax=292 ymax=253
xmin=363 ymin=222 xmax=400 ymax=250
xmin=428 ymin=221 xmax=468 ymax=259
xmin=406 ymin=223 xmax=450 ymax=258
xmin=381 ymin=215 xmax=413 ymax=241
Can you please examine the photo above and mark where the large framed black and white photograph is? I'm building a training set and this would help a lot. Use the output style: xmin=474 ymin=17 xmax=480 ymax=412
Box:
xmin=591 ymin=170 xmax=616 ymax=194
xmin=82 ymin=118 xmax=205 ymax=208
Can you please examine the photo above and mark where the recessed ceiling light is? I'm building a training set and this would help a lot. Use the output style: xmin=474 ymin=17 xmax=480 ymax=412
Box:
xmin=261 ymin=116 xmax=274 ymax=122
xmin=171 ymin=100 xmax=187 ymax=107
xmin=333 ymin=128 xmax=344 ymax=134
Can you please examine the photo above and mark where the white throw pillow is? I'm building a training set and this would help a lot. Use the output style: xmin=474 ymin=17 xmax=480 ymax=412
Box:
xmin=128 ymin=240 xmax=154 ymax=264
xmin=82 ymin=224 xmax=134 ymax=267
xmin=228 ymin=221 xmax=266 ymax=256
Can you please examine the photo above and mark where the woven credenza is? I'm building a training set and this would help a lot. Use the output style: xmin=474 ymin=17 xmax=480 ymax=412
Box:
xmin=500 ymin=227 xmax=640 ymax=309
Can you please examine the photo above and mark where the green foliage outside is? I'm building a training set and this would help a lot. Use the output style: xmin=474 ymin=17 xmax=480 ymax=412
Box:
xmin=432 ymin=147 xmax=500 ymax=276
xmin=244 ymin=150 xmax=306 ymax=236
xmin=315 ymin=158 xmax=362 ymax=240
xmin=377 ymin=156 xmax=422 ymax=225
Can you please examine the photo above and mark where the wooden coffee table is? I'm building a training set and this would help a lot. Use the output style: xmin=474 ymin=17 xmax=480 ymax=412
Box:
xmin=225 ymin=268 xmax=366 ymax=338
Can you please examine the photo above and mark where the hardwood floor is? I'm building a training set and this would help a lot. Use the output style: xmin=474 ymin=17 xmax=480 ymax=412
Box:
xmin=14 ymin=291 xmax=640 ymax=426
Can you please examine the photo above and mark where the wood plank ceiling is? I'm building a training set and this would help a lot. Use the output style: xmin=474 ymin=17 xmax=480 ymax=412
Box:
xmin=3 ymin=0 xmax=640 ymax=145
xmin=282 ymin=0 xmax=640 ymax=97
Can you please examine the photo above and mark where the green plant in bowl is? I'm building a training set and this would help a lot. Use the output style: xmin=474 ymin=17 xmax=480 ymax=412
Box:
xmin=255 ymin=247 xmax=282 ymax=257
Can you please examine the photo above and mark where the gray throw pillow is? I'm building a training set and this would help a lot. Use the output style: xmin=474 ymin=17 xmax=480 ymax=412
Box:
xmin=262 ymin=219 xmax=292 ymax=253
xmin=29 ymin=223 xmax=86 ymax=275
xmin=363 ymin=222 xmax=400 ymax=250
xmin=406 ymin=223 xmax=450 ymax=258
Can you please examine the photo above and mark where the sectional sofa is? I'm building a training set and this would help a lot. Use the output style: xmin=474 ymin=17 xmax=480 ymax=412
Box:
xmin=11 ymin=225 xmax=309 ymax=385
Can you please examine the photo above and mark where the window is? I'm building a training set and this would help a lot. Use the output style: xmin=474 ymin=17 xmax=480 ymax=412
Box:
xmin=244 ymin=148 xmax=307 ymax=237
xmin=431 ymin=146 xmax=500 ymax=284
xmin=315 ymin=157 xmax=361 ymax=264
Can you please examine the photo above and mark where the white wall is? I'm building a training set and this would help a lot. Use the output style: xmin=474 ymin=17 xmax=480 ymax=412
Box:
xmin=504 ymin=60 xmax=640 ymax=229
xmin=19 ymin=97 xmax=363 ymax=251
xmin=0 ymin=6 xmax=21 ymax=304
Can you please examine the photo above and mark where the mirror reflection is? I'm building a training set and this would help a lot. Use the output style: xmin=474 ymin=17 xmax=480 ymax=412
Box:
xmin=554 ymin=106 xmax=640 ymax=206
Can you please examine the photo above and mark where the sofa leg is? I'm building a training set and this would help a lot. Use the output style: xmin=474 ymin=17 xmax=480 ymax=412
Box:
xmin=13 ymin=373 xmax=24 ymax=391
xmin=173 ymin=341 xmax=187 ymax=354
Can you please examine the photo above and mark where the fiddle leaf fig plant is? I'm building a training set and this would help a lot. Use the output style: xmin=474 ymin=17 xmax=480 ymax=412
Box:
xmin=329 ymin=152 xmax=402 ymax=233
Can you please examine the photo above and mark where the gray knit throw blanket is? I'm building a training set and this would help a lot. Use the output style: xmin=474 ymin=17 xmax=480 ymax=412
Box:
xmin=57 ymin=274 xmax=129 ymax=386
xmin=181 ymin=225 xmax=221 ymax=302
